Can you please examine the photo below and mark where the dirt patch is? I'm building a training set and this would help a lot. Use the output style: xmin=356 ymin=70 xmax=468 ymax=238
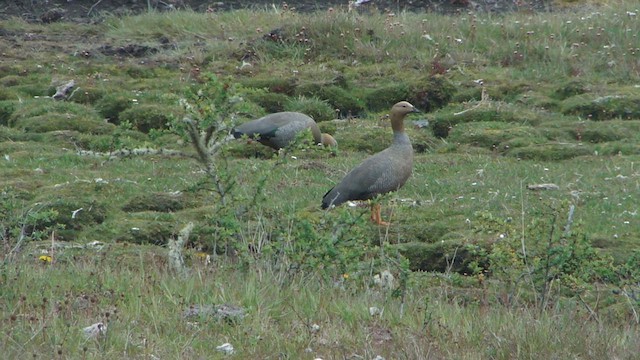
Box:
xmin=3 ymin=0 xmax=552 ymax=23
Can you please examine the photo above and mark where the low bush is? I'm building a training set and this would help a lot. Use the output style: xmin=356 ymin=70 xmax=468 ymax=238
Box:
xmin=119 ymin=103 xmax=177 ymax=133
xmin=285 ymin=96 xmax=334 ymax=122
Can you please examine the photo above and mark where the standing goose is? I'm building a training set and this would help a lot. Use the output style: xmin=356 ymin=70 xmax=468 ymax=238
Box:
xmin=232 ymin=112 xmax=336 ymax=150
xmin=322 ymin=101 xmax=419 ymax=225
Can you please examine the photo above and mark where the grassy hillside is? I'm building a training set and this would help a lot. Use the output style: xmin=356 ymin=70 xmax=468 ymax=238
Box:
xmin=1 ymin=1 xmax=639 ymax=358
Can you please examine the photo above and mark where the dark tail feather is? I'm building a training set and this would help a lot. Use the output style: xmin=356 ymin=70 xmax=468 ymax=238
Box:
xmin=232 ymin=128 xmax=243 ymax=139
xmin=321 ymin=187 xmax=339 ymax=209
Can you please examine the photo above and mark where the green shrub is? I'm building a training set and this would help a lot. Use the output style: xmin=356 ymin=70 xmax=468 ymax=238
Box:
xmin=113 ymin=218 xmax=175 ymax=245
xmin=240 ymin=77 xmax=298 ymax=95
xmin=123 ymin=192 xmax=192 ymax=212
xmin=27 ymin=182 xmax=108 ymax=241
xmin=229 ymin=99 xmax=266 ymax=119
xmin=297 ymin=85 xmax=365 ymax=117
xmin=318 ymin=121 xmax=337 ymax=136
xmin=552 ymin=80 xmax=589 ymax=100
xmin=0 ymin=100 xmax=16 ymax=126
xmin=0 ymin=75 xmax=21 ymax=87
xmin=285 ymin=96 xmax=334 ymax=122
xmin=408 ymin=75 xmax=455 ymax=112
xmin=126 ymin=66 xmax=157 ymax=79
xmin=452 ymin=86 xmax=483 ymax=103
xmin=72 ymin=129 xmax=149 ymax=152
xmin=69 ymin=86 xmax=107 ymax=105
xmin=396 ymin=241 xmax=488 ymax=273
xmin=96 ymin=92 xmax=135 ymax=124
xmin=0 ymin=87 xmax=18 ymax=101
xmin=336 ymin=121 xmax=390 ymax=153
xmin=364 ymin=84 xmax=410 ymax=112
xmin=119 ymin=104 xmax=177 ymax=133
xmin=245 ymin=92 xmax=290 ymax=113
xmin=477 ymin=201 xmax=617 ymax=308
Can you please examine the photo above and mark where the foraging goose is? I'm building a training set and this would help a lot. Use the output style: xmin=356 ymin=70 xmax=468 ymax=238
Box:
xmin=321 ymin=101 xmax=419 ymax=225
xmin=232 ymin=112 xmax=336 ymax=150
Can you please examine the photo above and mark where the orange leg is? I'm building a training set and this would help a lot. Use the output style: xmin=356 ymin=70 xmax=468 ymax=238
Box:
xmin=370 ymin=203 xmax=390 ymax=226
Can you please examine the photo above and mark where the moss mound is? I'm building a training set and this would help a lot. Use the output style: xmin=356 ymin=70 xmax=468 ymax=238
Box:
xmin=561 ymin=95 xmax=640 ymax=120
xmin=336 ymin=122 xmax=390 ymax=154
xmin=122 ymin=192 xmax=192 ymax=212
xmin=408 ymin=75 xmax=455 ymax=112
xmin=9 ymin=100 xmax=114 ymax=134
xmin=240 ymin=77 xmax=298 ymax=95
xmin=448 ymin=122 xmax=544 ymax=150
xmin=552 ymin=79 xmax=589 ymax=100
xmin=296 ymin=84 xmax=365 ymax=117
xmin=119 ymin=104 xmax=178 ymax=133
xmin=113 ymin=218 xmax=176 ymax=245
xmin=95 ymin=92 xmax=134 ymax=124
xmin=14 ymin=114 xmax=115 ymax=134
xmin=429 ymin=102 xmax=548 ymax=138
xmin=364 ymin=84 xmax=410 ymax=112
xmin=285 ymin=96 xmax=335 ymax=122
xmin=31 ymin=197 xmax=108 ymax=241
xmin=245 ymin=92 xmax=290 ymax=113
xmin=396 ymin=241 xmax=488 ymax=273
xmin=506 ymin=143 xmax=593 ymax=160
xmin=10 ymin=100 xmax=102 ymax=125
xmin=0 ymin=100 xmax=16 ymax=126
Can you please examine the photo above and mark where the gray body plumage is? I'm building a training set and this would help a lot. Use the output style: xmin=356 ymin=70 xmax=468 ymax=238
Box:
xmin=322 ymin=101 xmax=418 ymax=210
xmin=322 ymin=132 xmax=413 ymax=208
xmin=232 ymin=112 xmax=322 ymax=150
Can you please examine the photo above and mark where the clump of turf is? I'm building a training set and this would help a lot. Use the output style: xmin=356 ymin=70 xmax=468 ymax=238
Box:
xmin=245 ymin=92 xmax=290 ymax=113
xmin=285 ymin=96 xmax=334 ymax=122
xmin=240 ymin=77 xmax=298 ymax=95
xmin=0 ymin=100 xmax=16 ymax=125
xmin=561 ymin=94 xmax=640 ymax=120
xmin=364 ymin=84 xmax=410 ymax=112
xmin=95 ymin=92 xmax=134 ymax=124
xmin=9 ymin=100 xmax=115 ymax=134
xmin=552 ymin=79 xmax=589 ymax=100
xmin=447 ymin=122 xmax=544 ymax=150
xmin=122 ymin=192 xmax=192 ymax=212
xmin=113 ymin=217 xmax=176 ymax=245
xmin=429 ymin=102 xmax=548 ymax=138
xmin=506 ymin=143 xmax=593 ymax=160
xmin=395 ymin=240 xmax=488 ymax=273
xmin=119 ymin=103 xmax=179 ymax=133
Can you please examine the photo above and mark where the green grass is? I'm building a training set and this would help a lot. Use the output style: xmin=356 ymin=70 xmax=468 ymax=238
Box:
xmin=1 ymin=1 xmax=640 ymax=357
xmin=2 ymin=247 xmax=638 ymax=359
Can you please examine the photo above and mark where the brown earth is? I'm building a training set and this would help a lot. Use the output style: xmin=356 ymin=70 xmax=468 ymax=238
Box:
xmin=3 ymin=0 xmax=552 ymax=23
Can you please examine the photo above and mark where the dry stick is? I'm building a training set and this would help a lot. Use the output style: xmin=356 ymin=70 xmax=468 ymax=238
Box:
xmin=563 ymin=204 xmax=576 ymax=236
xmin=50 ymin=231 xmax=55 ymax=267
xmin=453 ymin=87 xmax=489 ymax=116
xmin=519 ymin=180 xmax=537 ymax=307
xmin=87 ymin=0 xmax=104 ymax=16
xmin=621 ymin=287 xmax=640 ymax=324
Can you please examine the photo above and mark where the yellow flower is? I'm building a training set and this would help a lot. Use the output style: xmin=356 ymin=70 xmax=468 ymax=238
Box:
xmin=39 ymin=255 xmax=52 ymax=263
xmin=342 ymin=273 xmax=349 ymax=280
